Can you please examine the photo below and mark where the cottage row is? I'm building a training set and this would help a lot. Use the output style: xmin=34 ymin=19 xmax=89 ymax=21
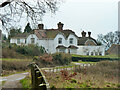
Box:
xmin=10 ymin=22 xmax=105 ymax=56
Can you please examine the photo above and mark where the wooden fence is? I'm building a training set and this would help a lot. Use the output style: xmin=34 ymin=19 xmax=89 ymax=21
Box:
xmin=30 ymin=62 xmax=94 ymax=89
xmin=41 ymin=63 xmax=94 ymax=73
xmin=30 ymin=62 xmax=50 ymax=90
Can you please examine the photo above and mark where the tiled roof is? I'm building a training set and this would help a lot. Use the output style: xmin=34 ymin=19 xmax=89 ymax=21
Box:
xmin=34 ymin=29 xmax=47 ymax=39
xmin=78 ymin=37 xmax=98 ymax=45
xmin=45 ymin=29 xmax=78 ymax=39
xmin=11 ymin=33 xmax=31 ymax=38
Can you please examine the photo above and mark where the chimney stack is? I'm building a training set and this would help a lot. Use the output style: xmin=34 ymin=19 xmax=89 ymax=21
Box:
xmin=38 ymin=24 xmax=44 ymax=30
xmin=57 ymin=22 xmax=64 ymax=30
xmin=81 ymin=31 xmax=86 ymax=37
xmin=88 ymin=31 xmax=91 ymax=37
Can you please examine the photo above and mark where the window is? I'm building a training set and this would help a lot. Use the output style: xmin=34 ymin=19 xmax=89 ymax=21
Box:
xmin=58 ymin=38 xmax=62 ymax=44
xmin=31 ymin=38 xmax=35 ymax=44
xmin=17 ymin=38 xmax=20 ymax=44
xmin=69 ymin=38 xmax=73 ymax=44
xmin=91 ymin=52 xmax=93 ymax=55
xmin=99 ymin=52 xmax=102 ymax=56
xmin=86 ymin=52 xmax=89 ymax=55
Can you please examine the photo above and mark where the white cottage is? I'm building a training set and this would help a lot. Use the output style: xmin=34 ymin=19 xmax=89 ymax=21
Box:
xmin=10 ymin=22 xmax=105 ymax=56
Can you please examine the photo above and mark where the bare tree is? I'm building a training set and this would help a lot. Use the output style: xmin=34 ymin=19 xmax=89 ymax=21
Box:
xmin=97 ymin=31 xmax=120 ymax=50
xmin=0 ymin=0 xmax=62 ymax=31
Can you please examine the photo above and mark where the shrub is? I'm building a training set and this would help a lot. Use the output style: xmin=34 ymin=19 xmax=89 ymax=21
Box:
xmin=52 ymin=53 xmax=72 ymax=65
xmin=34 ymin=53 xmax=72 ymax=67
xmin=15 ymin=45 xmax=46 ymax=56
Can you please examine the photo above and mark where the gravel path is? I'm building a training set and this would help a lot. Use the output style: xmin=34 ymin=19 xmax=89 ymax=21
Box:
xmin=0 ymin=72 xmax=29 ymax=89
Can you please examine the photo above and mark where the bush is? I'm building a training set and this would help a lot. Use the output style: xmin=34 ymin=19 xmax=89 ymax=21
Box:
xmin=15 ymin=45 xmax=46 ymax=56
xmin=52 ymin=53 xmax=72 ymax=65
xmin=34 ymin=53 xmax=72 ymax=68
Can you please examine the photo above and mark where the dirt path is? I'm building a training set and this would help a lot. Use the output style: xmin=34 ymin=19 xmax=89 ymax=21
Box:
xmin=0 ymin=72 xmax=29 ymax=89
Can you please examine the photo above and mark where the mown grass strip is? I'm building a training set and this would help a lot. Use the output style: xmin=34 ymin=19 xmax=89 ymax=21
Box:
xmin=1 ymin=58 xmax=32 ymax=61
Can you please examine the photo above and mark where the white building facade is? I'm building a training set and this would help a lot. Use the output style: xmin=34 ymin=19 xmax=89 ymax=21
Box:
xmin=10 ymin=22 xmax=105 ymax=56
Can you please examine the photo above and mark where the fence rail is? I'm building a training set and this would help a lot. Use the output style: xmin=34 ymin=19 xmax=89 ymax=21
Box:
xmin=30 ymin=62 xmax=50 ymax=90
xmin=41 ymin=63 xmax=94 ymax=73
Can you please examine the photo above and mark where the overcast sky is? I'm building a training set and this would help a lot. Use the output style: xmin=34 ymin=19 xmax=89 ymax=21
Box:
xmin=0 ymin=0 xmax=118 ymax=39
xmin=41 ymin=0 xmax=118 ymax=39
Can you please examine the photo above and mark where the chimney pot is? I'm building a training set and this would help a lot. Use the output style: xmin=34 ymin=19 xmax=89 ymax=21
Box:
xmin=38 ymin=24 xmax=44 ymax=30
xmin=81 ymin=31 xmax=86 ymax=37
xmin=88 ymin=31 xmax=91 ymax=37
xmin=57 ymin=22 xmax=64 ymax=30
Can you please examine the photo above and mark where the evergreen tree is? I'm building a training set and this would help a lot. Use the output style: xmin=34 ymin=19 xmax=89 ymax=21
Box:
xmin=24 ymin=23 xmax=32 ymax=33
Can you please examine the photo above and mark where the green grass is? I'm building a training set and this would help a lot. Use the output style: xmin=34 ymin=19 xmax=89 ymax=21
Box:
xmin=20 ymin=75 xmax=31 ymax=89
xmin=72 ymin=54 xmax=120 ymax=59
xmin=0 ymin=58 xmax=32 ymax=61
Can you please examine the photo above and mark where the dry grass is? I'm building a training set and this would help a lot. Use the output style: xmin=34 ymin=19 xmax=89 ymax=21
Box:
xmin=43 ymin=61 xmax=119 ymax=88
xmin=2 ymin=60 xmax=31 ymax=76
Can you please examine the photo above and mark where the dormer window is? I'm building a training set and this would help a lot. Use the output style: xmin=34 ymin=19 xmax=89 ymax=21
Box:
xmin=69 ymin=38 xmax=73 ymax=44
xmin=58 ymin=38 xmax=62 ymax=44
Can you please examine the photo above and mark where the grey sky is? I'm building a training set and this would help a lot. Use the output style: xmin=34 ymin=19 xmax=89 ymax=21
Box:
xmin=42 ymin=0 xmax=118 ymax=39
xmin=0 ymin=0 xmax=118 ymax=39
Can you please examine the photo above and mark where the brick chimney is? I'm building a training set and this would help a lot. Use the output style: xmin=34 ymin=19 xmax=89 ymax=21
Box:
xmin=38 ymin=24 xmax=44 ymax=30
xmin=81 ymin=31 xmax=86 ymax=37
xmin=57 ymin=22 xmax=64 ymax=30
xmin=88 ymin=31 xmax=91 ymax=37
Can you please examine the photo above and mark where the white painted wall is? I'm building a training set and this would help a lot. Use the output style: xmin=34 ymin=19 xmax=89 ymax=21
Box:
xmin=77 ymin=46 xmax=105 ymax=56
xmin=69 ymin=49 xmax=77 ymax=54
xmin=10 ymin=34 xmax=38 ymax=45
xmin=26 ymin=34 xmax=38 ymax=45
xmin=10 ymin=38 xmax=25 ymax=45
xmin=38 ymin=39 xmax=54 ymax=53
xmin=67 ymin=34 xmax=78 ymax=47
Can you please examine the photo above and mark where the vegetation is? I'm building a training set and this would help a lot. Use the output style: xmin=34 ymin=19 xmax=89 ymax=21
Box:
xmin=34 ymin=53 xmax=72 ymax=68
xmin=2 ymin=43 xmax=46 ymax=58
xmin=2 ymin=60 xmax=30 ymax=76
xmin=8 ymin=28 xmax=22 ymax=40
xmin=1 ymin=0 xmax=61 ymax=31
xmin=24 ymin=23 xmax=32 ymax=33
xmin=20 ymin=75 xmax=32 ymax=89
xmin=43 ymin=61 xmax=119 ymax=88
xmin=97 ymin=31 xmax=120 ymax=50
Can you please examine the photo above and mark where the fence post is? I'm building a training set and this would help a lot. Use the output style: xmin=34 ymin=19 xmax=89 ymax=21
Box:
xmin=31 ymin=63 xmax=36 ymax=89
